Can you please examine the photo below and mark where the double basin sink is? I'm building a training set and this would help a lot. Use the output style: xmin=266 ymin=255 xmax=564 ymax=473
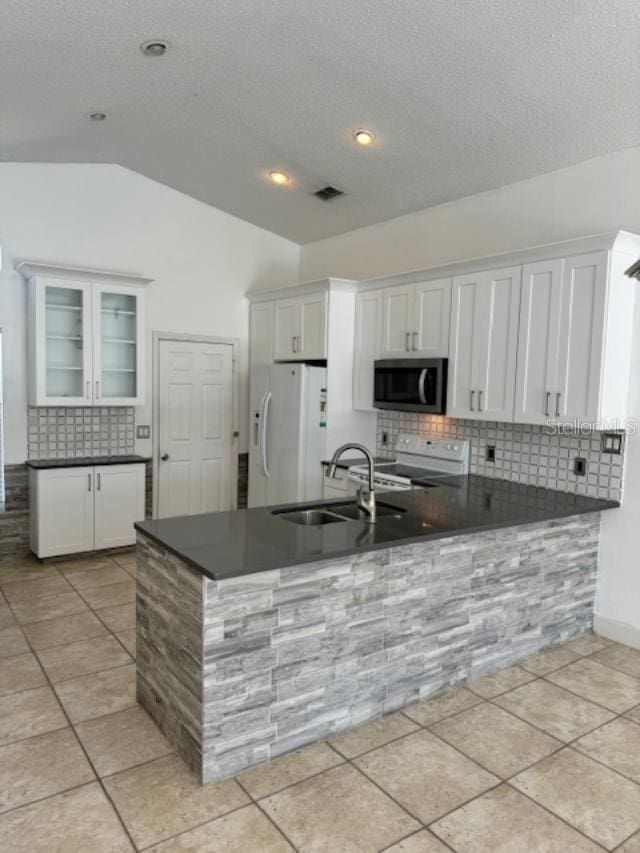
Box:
xmin=273 ymin=500 xmax=406 ymax=526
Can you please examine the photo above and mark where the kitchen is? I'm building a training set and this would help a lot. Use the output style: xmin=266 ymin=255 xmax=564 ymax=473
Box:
xmin=2 ymin=2 xmax=640 ymax=851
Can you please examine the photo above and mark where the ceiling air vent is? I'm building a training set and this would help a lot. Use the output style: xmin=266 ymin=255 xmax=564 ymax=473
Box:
xmin=313 ymin=185 xmax=344 ymax=201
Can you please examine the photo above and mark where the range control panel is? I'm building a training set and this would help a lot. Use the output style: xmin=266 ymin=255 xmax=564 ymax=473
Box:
xmin=394 ymin=433 xmax=469 ymax=463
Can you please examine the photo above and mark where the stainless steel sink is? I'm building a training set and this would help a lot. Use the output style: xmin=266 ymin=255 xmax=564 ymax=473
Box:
xmin=273 ymin=500 xmax=406 ymax=526
xmin=273 ymin=509 xmax=347 ymax=526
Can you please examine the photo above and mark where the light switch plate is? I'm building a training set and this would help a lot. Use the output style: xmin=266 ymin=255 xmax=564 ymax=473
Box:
xmin=136 ymin=425 xmax=151 ymax=439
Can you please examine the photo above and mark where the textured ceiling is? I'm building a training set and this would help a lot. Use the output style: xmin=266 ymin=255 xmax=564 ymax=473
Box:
xmin=2 ymin=0 xmax=639 ymax=243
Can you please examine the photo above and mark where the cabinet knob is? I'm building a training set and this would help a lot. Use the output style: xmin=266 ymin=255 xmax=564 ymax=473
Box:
xmin=161 ymin=453 xmax=170 ymax=461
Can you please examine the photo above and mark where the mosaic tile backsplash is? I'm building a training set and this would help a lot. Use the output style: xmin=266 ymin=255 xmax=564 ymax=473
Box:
xmin=28 ymin=407 xmax=135 ymax=459
xmin=376 ymin=412 xmax=624 ymax=501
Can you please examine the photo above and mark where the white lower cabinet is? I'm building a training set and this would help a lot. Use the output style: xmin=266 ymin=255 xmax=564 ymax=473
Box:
xmin=30 ymin=463 xmax=145 ymax=558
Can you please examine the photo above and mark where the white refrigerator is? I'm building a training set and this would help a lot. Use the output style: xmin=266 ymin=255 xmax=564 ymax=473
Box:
xmin=248 ymin=364 xmax=327 ymax=508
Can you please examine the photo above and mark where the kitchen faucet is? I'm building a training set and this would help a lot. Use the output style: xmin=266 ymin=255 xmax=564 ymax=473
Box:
xmin=328 ymin=443 xmax=376 ymax=523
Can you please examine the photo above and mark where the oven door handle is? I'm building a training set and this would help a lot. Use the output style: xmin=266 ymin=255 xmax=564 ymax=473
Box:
xmin=418 ymin=368 xmax=428 ymax=405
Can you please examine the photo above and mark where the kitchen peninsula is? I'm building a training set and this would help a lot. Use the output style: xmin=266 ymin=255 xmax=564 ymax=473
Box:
xmin=135 ymin=477 xmax=617 ymax=784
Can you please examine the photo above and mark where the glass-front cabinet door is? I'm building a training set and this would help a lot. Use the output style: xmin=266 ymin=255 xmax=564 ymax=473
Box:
xmin=37 ymin=280 xmax=93 ymax=406
xmin=93 ymin=285 xmax=145 ymax=405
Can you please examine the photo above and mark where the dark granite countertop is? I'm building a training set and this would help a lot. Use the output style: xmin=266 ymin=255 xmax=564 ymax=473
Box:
xmin=27 ymin=455 xmax=151 ymax=469
xmin=135 ymin=475 xmax=618 ymax=581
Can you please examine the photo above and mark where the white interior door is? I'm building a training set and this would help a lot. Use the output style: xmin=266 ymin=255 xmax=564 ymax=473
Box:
xmin=158 ymin=340 xmax=234 ymax=518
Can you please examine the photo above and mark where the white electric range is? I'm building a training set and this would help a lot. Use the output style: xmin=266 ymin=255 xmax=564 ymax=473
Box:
xmin=348 ymin=434 xmax=470 ymax=492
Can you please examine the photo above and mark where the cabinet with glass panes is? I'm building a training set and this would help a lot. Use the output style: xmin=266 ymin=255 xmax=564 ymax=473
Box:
xmin=19 ymin=264 xmax=150 ymax=406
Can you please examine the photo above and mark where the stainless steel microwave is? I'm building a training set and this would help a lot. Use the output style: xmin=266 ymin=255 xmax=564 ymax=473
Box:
xmin=373 ymin=359 xmax=448 ymax=413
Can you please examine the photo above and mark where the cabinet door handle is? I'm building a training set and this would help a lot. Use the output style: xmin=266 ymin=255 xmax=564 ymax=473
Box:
xmin=478 ymin=390 xmax=483 ymax=412
xmin=292 ymin=336 xmax=297 ymax=353
xmin=545 ymin=391 xmax=551 ymax=417
xmin=555 ymin=392 xmax=561 ymax=417
xmin=95 ymin=380 xmax=100 ymax=399
xmin=412 ymin=331 xmax=418 ymax=351
xmin=87 ymin=473 xmax=92 ymax=492
xmin=97 ymin=473 xmax=101 ymax=491
xmin=86 ymin=380 xmax=90 ymax=399
xmin=405 ymin=332 xmax=411 ymax=352
xmin=470 ymin=389 xmax=475 ymax=411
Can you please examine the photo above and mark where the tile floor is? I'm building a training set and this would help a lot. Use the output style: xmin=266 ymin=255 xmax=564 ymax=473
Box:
xmin=0 ymin=551 xmax=640 ymax=851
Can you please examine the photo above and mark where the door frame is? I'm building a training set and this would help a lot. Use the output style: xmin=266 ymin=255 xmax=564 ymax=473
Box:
xmin=152 ymin=331 xmax=240 ymax=519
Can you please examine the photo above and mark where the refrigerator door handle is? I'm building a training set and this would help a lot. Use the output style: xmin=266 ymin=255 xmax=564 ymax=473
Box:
xmin=260 ymin=392 xmax=272 ymax=477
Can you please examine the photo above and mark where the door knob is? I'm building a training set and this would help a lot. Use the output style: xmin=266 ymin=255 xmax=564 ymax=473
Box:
xmin=161 ymin=453 xmax=170 ymax=461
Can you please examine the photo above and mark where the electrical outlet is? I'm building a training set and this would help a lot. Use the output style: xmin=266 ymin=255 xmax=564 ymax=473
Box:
xmin=574 ymin=457 xmax=587 ymax=476
xmin=601 ymin=432 xmax=623 ymax=454
xmin=381 ymin=432 xmax=389 ymax=445
xmin=486 ymin=444 xmax=496 ymax=462
xmin=136 ymin=425 xmax=151 ymax=439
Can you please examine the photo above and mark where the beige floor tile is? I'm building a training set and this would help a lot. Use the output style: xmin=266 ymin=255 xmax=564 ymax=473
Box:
xmin=9 ymin=589 xmax=89 ymax=625
xmin=618 ymin=832 xmax=640 ymax=852
xmin=329 ymin=712 xmax=419 ymax=759
xmin=55 ymin=663 xmax=136 ymax=723
xmin=121 ymin=561 xmax=137 ymax=578
xmin=112 ymin=553 xmax=136 ymax=572
xmin=63 ymin=564 xmax=131 ymax=591
xmin=402 ymin=686 xmax=483 ymax=726
xmin=1 ymin=573 xmax=73 ymax=603
xmin=57 ymin=554 xmax=118 ymax=573
xmin=546 ymin=658 xmax=640 ymax=713
xmin=95 ymin=602 xmax=136 ymax=632
xmin=261 ymin=763 xmax=419 ymax=852
xmin=79 ymin=579 xmax=135 ymax=610
xmin=468 ymin=665 xmax=536 ymax=698
xmin=563 ymin=631 xmax=613 ymax=656
xmin=0 ymin=626 xmax=29 ymax=658
xmin=0 ymin=601 xmax=17 ymax=630
xmin=22 ymin=610 xmax=109 ymax=650
xmin=512 ymin=747 xmax=640 ymax=849
xmin=520 ymin=645 xmax=580 ymax=676
xmin=0 ymin=781 xmax=133 ymax=852
xmin=354 ymin=729 xmax=498 ymax=824
xmin=0 ymin=728 xmax=94 ymax=813
xmin=115 ymin=630 xmax=136 ymax=657
xmin=626 ymin=705 xmax=640 ymax=725
xmin=495 ymin=678 xmax=616 ymax=742
xmin=75 ymin=706 xmax=173 ymax=776
xmin=37 ymin=634 xmax=132 ymax=683
xmin=0 ymin=686 xmax=67 ymax=746
xmin=431 ymin=702 xmax=561 ymax=779
xmin=382 ymin=830 xmax=451 ymax=852
xmin=592 ymin=643 xmax=640 ymax=680
xmin=575 ymin=717 xmax=640 ymax=783
xmin=239 ymin=742 xmax=343 ymax=798
xmin=105 ymin=753 xmax=248 ymax=848
xmin=0 ymin=652 xmax=46 ymax=697
xmin=431 ymin=783 xmax=602 ymax=853
xmin=147 ymin=804 xmax=292 ymax=852
xmin=0 ymin=560 xmax=59 ymax=585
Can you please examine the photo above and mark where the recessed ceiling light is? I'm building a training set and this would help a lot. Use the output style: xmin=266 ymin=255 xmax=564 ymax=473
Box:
xmin=354 ymin=129 xmax=375 ymax=146
xmin=268 ymin=171 xmax=291 ymax=185
xmin=141 ymin=39 xmax=170 ymax=57
xmin=87 ymin=112 xmax=107 ymax=121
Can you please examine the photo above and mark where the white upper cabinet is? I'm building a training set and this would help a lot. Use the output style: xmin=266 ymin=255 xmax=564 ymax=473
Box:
xmin=515 ymin=251 xmax=610 ymax=426
xmin=448 ymin=266 xmax=521 ymax=421
xmin=353 ymin=289 xmax=383 ymax=410
xmin=20 ymin=263 xmax=150 ymax=407
xmin=515 ymin=259 xmax=564 ymax=424
xmin=273 ymin=292 xmax=327 ymax=360
xmin=382 ymin=279 xmax=451 ymax=358
xmin=250 ymin=301 xmax=274 ymax=366
xmin=93 ymin=285 xmax=145 ymax=405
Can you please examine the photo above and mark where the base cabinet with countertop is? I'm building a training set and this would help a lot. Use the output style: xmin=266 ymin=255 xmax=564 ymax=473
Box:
xmin=29 ymin=459 xmax=146 ymax=557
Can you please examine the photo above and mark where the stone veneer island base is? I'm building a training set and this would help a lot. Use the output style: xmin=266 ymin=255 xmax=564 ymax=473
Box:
xmin=136 ymin=512 xmax=600 ymax=784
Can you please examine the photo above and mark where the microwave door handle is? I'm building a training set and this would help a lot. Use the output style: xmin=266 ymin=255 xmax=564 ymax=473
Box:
xmin=418 ymin=368 xmax=428 ymax=405
xmin=260 ymin=392 xmax=272 ymax=477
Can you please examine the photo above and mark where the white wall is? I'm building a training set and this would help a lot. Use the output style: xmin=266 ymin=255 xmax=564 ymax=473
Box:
xmin=0 ymin=163 xmax=300 ymax=463
xmin=301 ymin=146 xmax=640 ymax=281
xmin=300 ymin=145 xmax=640 ymax=643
